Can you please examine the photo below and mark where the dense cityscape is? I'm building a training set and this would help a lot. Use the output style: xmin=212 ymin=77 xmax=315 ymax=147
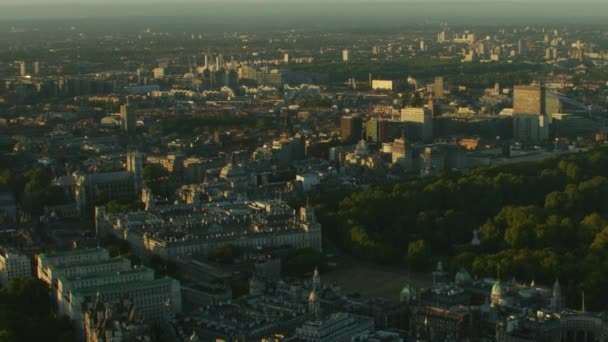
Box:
xmin=0 ymin=1 xmax=608 ymax=341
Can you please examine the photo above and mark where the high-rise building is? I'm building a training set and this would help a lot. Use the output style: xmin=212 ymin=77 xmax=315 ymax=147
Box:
xmin=33 ymin=61 xmax=40 ymax=75
xmin=120 ymin=104 xmax=136 ymax=133
xmin=342 ymin=49 xmax=350 ymax=62
xmin=17 ymin=61 xmax=26 ymax=76
xmin=420 ymin=40 xmax=426 ymax=52
xmin=340 ymin=115 xmax=362 ymax=143
xmin=437 ymin=31 xmax=447 ymax=43
xmin=513 ymin=85 xmax=546 ymax=116
xmin=152 ymin=67 xmax=165 ymax=79
xmin=434 ymin=77 xmax=445 ymax=99
xmin=401 ymin=107 xmax=433 ymax=142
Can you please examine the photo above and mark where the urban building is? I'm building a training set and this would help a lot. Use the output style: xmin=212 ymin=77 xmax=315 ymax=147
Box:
xmin=400 ymin=107 xmax=433 ymax=142
xmin=513 ymin=85 xmax=546 ymax=116
xmin=513 ymin=114 xmax=549 ymax=143
xmin=0 ymin=250 xmax=32 ymax=286
xmin=294 ymin=312 xmax=375 ymax=342
xmin=83 ymin=297 xmax=153 ymax=342
xmin=95 ymin=201 xmax=322 ymax=260
xmin=36 ymin=248 xmax=181 ymax=335
xmin=434 ymin=77 xmax=445 ymax=99
xmin=120 ymin=104 xmax=136 ymax=134
xmin=340 ymin=115 xmax=363 ymax=144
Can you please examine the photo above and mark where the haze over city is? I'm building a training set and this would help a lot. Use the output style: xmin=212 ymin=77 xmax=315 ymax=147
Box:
xmin=0 ymin=0 xmax=607 ymax=341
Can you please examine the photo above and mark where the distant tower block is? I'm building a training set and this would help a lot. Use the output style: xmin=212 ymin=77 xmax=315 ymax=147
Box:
xmin=342 ymin=49 xmax=350 ymax=62
xmin=18 ymin=61 xmax=26 ymax=76
xmin=434 ymin=77 xmax=445 ymax=99
xmin=120 ymin=104 xmax=136 ymax=134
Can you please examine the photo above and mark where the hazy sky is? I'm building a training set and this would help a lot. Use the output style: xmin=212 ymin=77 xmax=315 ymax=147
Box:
xmin=1 ymin=0 xmax=607 ymax=25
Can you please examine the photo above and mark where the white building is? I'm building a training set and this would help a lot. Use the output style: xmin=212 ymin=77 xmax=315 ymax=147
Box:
xmin=0 ymin=251 xmax=31 ymax=286
xmin=342 ymin=49 xmax=350 ymax=62
xmin=400 ymin=107 xmax=433 ymax=142
xmin=296 ymin=174 xmax=321 ymax=193
xmin=153 ymin=67 xmax=165 ymax=79
xmin=36 ymin=248 xmax=181 ymax=336
xmin=371 ymin=80 xmax=393 ymax=91
xmin=37 ymin=248 xmax=110 ymax=284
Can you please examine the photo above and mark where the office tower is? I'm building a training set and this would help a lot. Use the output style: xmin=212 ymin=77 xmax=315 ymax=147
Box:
xmin=120 ymin=104 xmax=136 ymax=134
xmin=513 ymin=85 xmax=546 ymax=115
xmin=437 ymin=31 xmax=447 ymax=43
xmin=152 ymin=67 xmax=165 ymax=79
xmin=17 ymin=61 xmax=26 ymax=76
xmin=401 ymin=107 xmax=433 ymax=142
xmin=33 ymin=61 xmax=40 ymax=75
xmin=434 ymin=77 xmax=445 ymax=99
xmin=203 ymin=53 xmax=210 ymax=69
xmin=518 ymin=39 xmax=527 ymax=55
xmin=216 ymin=54 xmax=225 ymax=69
xmin=340 ymin=115 xmax=363 ymax=144
xmin=342 ymin=49 xmax=350 ymax=62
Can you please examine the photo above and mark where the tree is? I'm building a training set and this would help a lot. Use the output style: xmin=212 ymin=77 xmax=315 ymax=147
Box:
xmin=24 ymin=168 xmax=51 ymax=193
xmin=0 ymin=277 xmax=74 ymax=341
xmin=282 ymin=248 xmax=326 ymax=277
xmin=591 ymin=227 xmax=608 ymax=250
xmin=142 ymin=164 xmax=168 ymax=182
xmin=208 ymin=244 xmax=242 ymax=264
xmin=407 ymin=240 xmax=430 ymax=271
xmin=0 ymin=170 xmax=14 ymax=193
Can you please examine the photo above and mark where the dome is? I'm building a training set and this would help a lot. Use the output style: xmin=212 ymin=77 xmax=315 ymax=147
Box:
xmin=455 ymin=268 xmax=472 ymax=285
xmin=553 ymin=279 xmax=561 ymax=296
xmin=220 ymin=162 xmax=246 ymax=179
xmin=492 ymin=280 xmax=504 ymax=297
xmin=400 ymin=283 xmax=417 ymax=296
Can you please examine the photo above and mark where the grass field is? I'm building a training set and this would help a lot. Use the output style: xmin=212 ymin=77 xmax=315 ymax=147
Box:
xmin=322 ymin=264 xmax=433 ymax=301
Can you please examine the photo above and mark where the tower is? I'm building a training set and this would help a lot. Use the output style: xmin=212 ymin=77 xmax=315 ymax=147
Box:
xmin=342 ymin=49 xmax=350 ymax=62
xmin=300 ymin=206 xmax=322 ymax=251
xmin=433 ymin=77 xmax=444 ymax=99
xmin=312 ymin=267 xmax=321 ymax=291
xmin=127 ymin=151 xmax=143 ymax=195
xmin=551 ymin=279 xmax=562 ymax=312
xmin=18 ymin=61 xmax=26 ymax=76
xmin=491 ymin=267 xmax=504 ymax=307
xmin=120 ymin=104 xmax=136 ymax=134
xmin=75 ymin=183 xmax=87 ymax=215
xmin=308 ymin=290 xmax=320 ymax=320
xmin=141 ymin=185 xmax=154 ymax=211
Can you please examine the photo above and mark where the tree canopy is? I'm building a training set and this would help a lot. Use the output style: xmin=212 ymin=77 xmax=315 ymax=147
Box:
xmin=313 ymin=147 xmax=608 ymax=310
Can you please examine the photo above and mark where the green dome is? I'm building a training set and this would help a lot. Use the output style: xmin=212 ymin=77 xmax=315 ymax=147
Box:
xmin=401 ymin=284 xmax=417 ymax=295
xmin=455 ymin=268 xmax=472 ymax=284
xmin=492 ymin=280 xmax=504 ymax=297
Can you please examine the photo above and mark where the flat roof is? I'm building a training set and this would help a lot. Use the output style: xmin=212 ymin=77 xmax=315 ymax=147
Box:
xmin=72 ymin=277 xmax=178 ymax=297
xmin=61 ymin=265 xmax=153 ymax=282
xmin=38 ymin=247 xmax=107 ymax=260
